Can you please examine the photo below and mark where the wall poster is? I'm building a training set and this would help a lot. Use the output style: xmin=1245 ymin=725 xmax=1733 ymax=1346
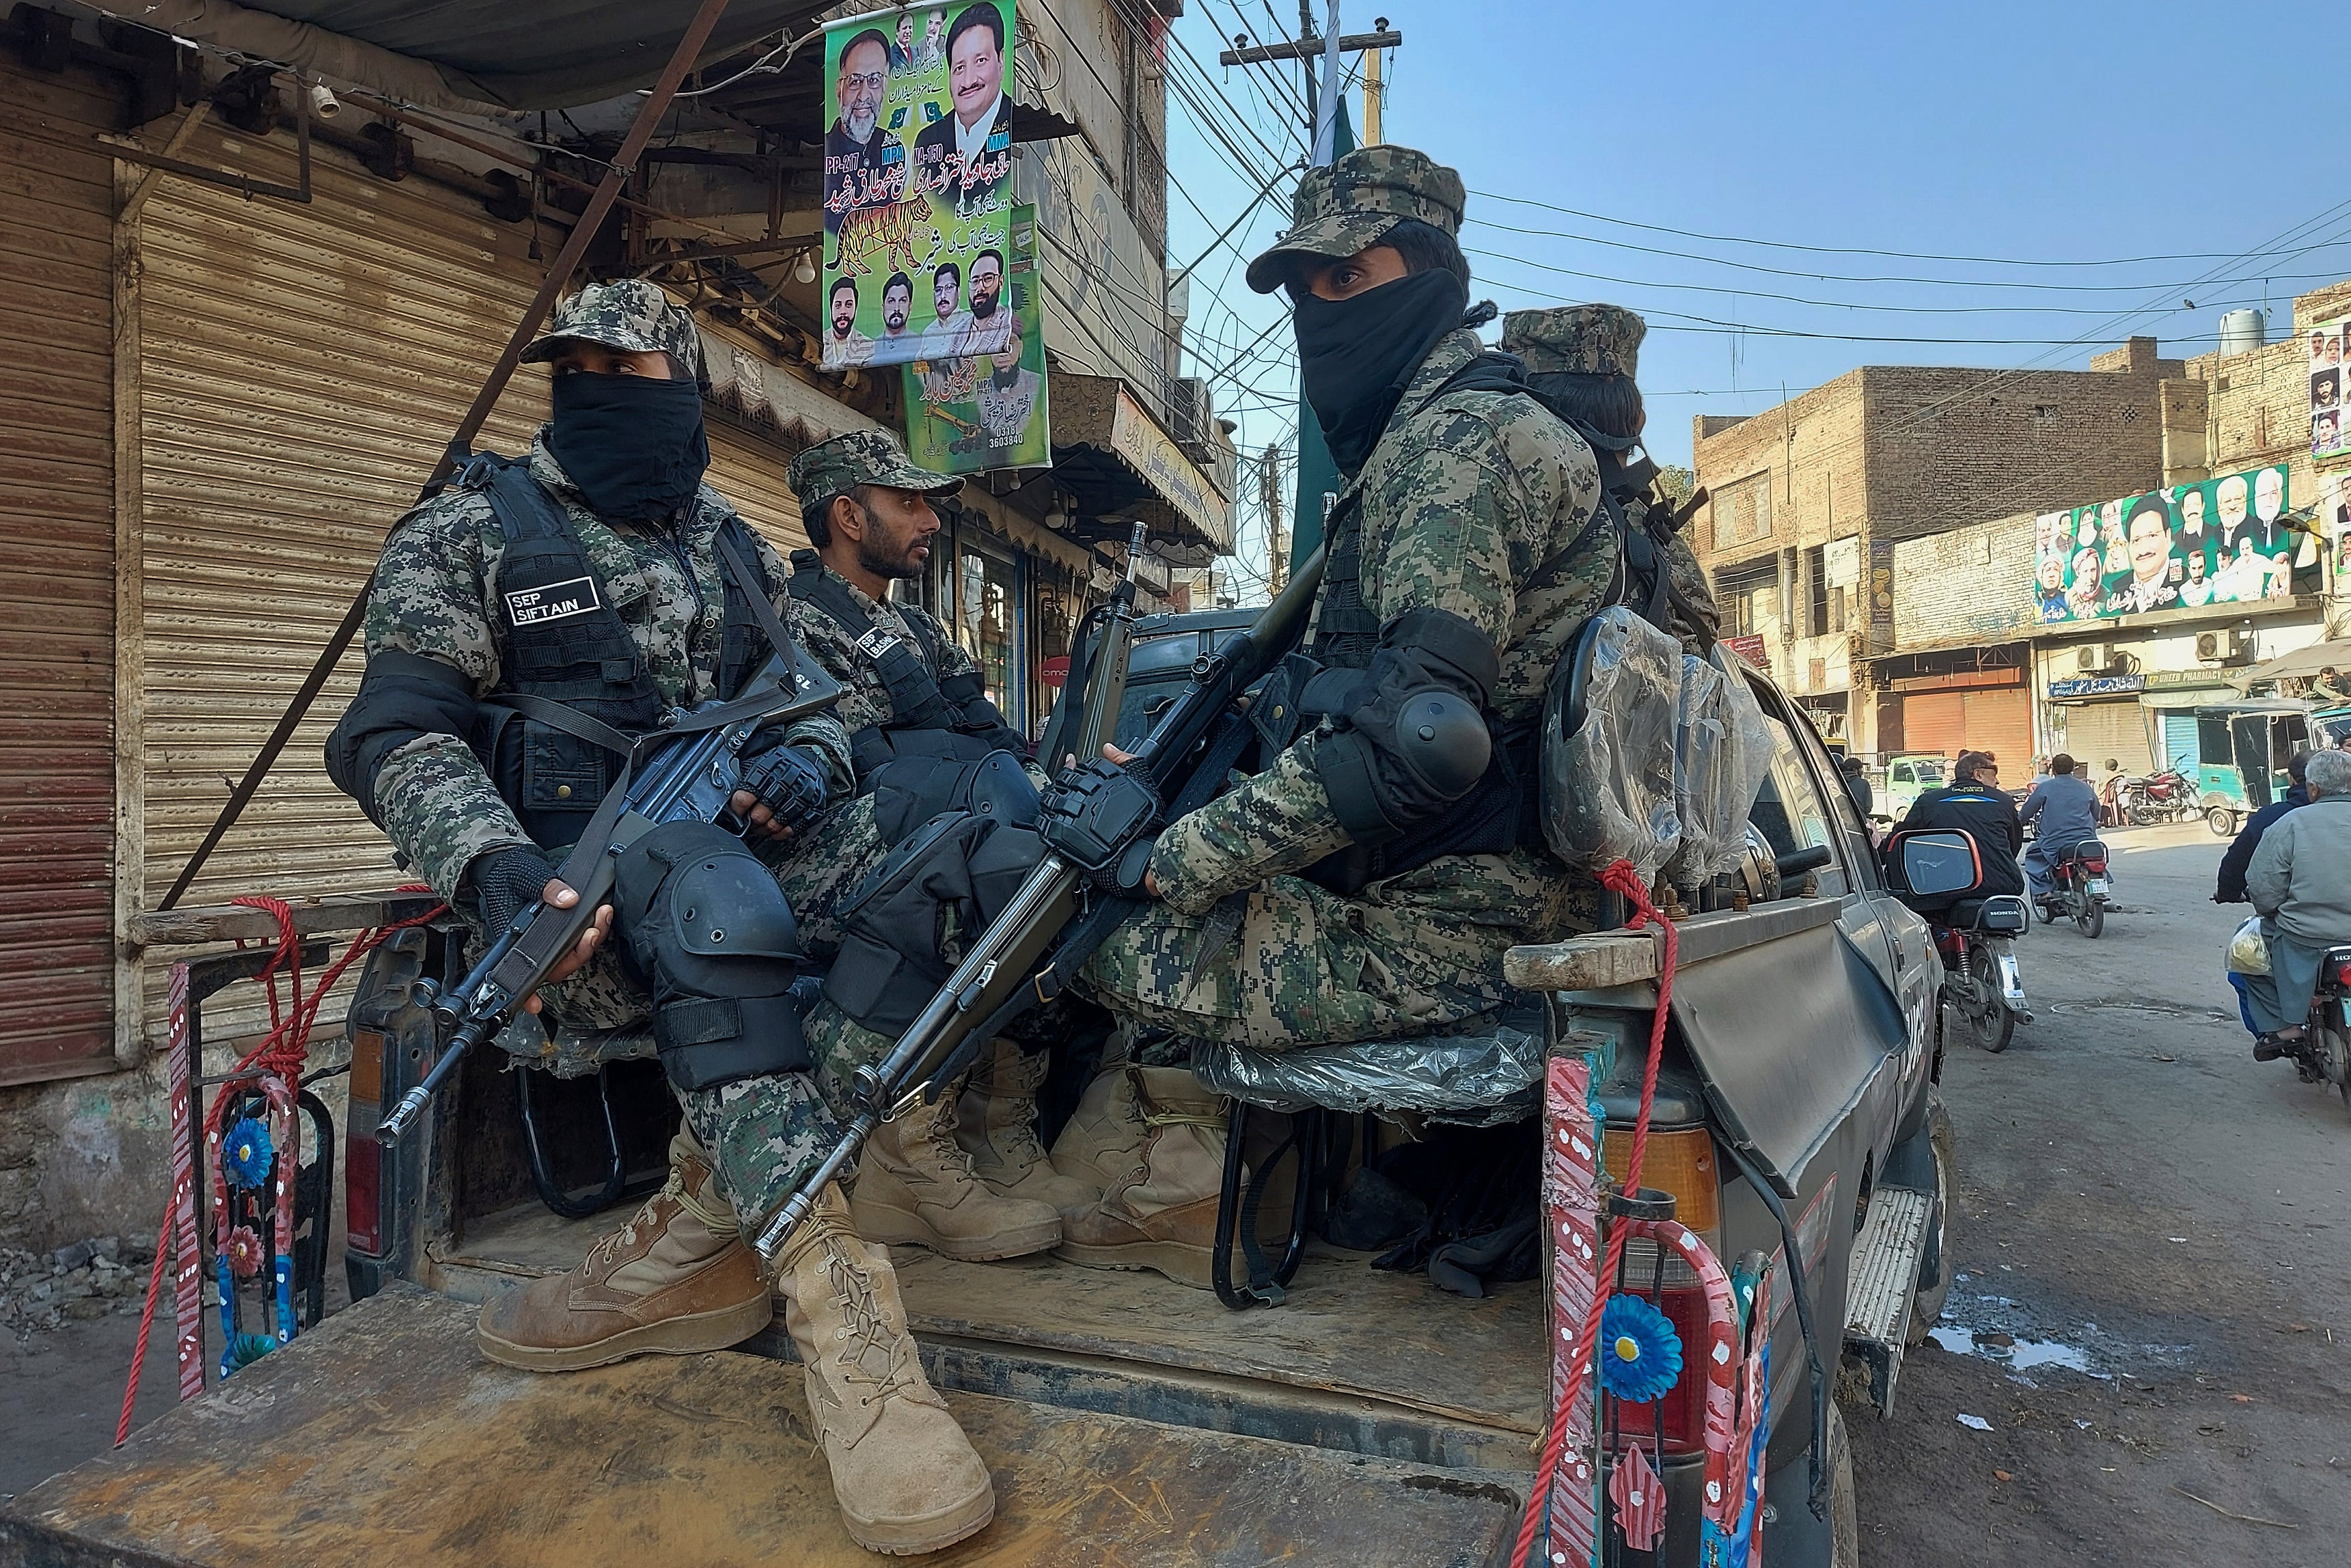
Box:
xmin=821 ymin=1 xmax=1017 ymax=372
xmin=905 ymin=205 xmax=1049 ymax=473
xmin=2032 ymin=464 xmax=2299 ymax=624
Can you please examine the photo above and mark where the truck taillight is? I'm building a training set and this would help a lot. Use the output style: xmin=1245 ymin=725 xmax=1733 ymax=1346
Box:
xmin=1603 ymin=1127 xmax=1720 ymax=1233
xmin=1608 ymin=1246 xmax=1709 ymax=1455
xmin=346 ymin=1028 xmax=385 ymax=1256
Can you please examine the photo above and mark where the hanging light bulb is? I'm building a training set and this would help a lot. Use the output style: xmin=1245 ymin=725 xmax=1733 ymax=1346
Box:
xmin=793 ymin=249 xmax=817 ymax=285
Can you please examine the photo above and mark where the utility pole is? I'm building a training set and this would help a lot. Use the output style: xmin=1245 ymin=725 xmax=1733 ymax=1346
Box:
xmin=1220 ymin=9 xmax=1402 ymax=571
xmin=1261 ymin=443 xmax=1288 ymax=595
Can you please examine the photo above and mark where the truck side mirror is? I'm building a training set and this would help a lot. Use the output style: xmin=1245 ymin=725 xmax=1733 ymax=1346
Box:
xmin=1885 ymin=829 xmax=1983 ymax=899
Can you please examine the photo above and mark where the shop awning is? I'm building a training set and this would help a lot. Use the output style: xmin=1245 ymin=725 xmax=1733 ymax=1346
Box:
xmin=2231 ymin=638 xmax=2351 ymax=692
xmin=1049 ymin=372 xmax=1233 ymax=564
xmin=96 ymin=0 xmax=834 ymax=110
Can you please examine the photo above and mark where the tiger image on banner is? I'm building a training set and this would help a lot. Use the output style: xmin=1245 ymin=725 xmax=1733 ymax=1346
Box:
xmin=821 ymin=1 xmax=1017 ymax=372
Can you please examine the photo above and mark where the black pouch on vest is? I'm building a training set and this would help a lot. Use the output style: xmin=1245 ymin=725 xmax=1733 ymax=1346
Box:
xmin=1303 ymin=736 xmax=1537 ymax=896
xmin=824 ymin=812 xmax=991 ymax=1036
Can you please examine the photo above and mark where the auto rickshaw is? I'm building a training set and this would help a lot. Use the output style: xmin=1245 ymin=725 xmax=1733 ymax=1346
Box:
xmin=2178 ymin=700 xmax=2311 ymax=834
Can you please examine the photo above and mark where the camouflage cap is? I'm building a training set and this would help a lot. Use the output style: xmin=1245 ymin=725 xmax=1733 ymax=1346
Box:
xmin=786 ymin=429 xmax=961 ymax=521
xmin=521 ymin=279 xmax=708 ymax=387
xmin=1244 ymin=145 xmax=1467 ymax=294
xmin=1500 ymin=305 xmax=1646 ymax=379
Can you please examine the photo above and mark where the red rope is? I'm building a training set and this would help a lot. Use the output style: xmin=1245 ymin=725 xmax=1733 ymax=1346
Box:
xmin=115 ymin=889 xmax=443 ymax=1446
xmin=1510 ymin=858 xmax=1680 ymax=1568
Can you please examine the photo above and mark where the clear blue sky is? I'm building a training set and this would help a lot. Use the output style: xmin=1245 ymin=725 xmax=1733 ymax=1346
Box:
xmin=1155 ymin=1 xmax=2351 ymax=582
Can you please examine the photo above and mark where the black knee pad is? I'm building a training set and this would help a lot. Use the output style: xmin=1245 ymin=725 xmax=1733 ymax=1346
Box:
xmin=615 ymin=821 xmax=810 ymax=1093
xmin=870 ymin=747 xmax=1040 ymax=845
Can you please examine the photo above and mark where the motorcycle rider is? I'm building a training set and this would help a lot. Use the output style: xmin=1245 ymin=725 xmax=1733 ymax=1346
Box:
xmin=2242 ymin=747 xmax=2351 ymax=1058
xmin=2216 ymin=748 xmax=2313 ymax=1039
xmin=1895 ymin=750 xmax=2025 ymax=900
xmin=2018 ymin=752 xmax=2103 ymax=909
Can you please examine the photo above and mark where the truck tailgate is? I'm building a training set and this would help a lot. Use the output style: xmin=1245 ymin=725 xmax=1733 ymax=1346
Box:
xmin=1 ymin=1286 xmax=1522 ymax=1567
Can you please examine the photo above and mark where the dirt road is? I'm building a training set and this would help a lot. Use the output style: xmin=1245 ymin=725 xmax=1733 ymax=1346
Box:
xmin=1849 ymin=822 xmax=2350 ymax=1562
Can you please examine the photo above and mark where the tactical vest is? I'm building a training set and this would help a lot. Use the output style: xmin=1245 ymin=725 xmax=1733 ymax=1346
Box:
xmin=786 ymin=549 xmax=1026 ymax=788
xmin=460 ymin=454 xmax=779 ymax=849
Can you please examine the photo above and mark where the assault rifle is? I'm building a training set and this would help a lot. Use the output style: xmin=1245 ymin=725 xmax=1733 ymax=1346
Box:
xmin=377 ymin=587 xmax=843 ymax=1146
xmin=754 ymin=538 xmax=1328 ymax=1261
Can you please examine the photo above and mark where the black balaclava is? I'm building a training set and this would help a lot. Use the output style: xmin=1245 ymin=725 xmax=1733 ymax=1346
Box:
xmin=1293 ymin=267 xmax=1469 ymax=474
xmin=545 ymin=370 xmax=711 ymax=521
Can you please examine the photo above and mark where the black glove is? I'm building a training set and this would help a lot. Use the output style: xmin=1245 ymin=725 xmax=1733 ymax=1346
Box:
xmin=739 ymin=743 xmax=829 ymax=835
xmin=464 ymin=845 xmax=559 ymax=935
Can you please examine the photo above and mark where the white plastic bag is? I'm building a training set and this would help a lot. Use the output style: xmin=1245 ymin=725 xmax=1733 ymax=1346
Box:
xmin=2227 ymin=915 xmax=2270 ymax=976
xmin=1538 ymin=607 xmax=1683 ymax=879
xmin=1668 ymin=646 xmax=1776 ymax=884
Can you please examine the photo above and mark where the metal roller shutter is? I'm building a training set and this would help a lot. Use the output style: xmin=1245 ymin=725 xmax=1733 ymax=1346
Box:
xmin=2158 ymin=711 xmax=2199 ymax=774
xmin=136 ymin=122 xmax=547 ymax=1042
xmin=2062 ymin=702 xmax=2154 ymax=779
xmin=1899 ymin=692 xmax=1964 ymax=760
xmin=0 ymin=55 xmax=117 ymax=1083
xmin=1961 ymin=687 xmax=2033 ymax=775
xmin=704 ymin=426 xmax=811 ymax=556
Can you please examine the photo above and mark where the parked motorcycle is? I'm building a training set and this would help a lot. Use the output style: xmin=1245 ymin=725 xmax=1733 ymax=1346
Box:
xmin=2035 ymin=838 xmax=2113 ymax=938
xmin=2106 ymin=767 xmax=2198 ymax=827
xmin=1935 ymin=896 xmax=2033 ymax=1051
xmin=2281 ymin=947 xmax=2351 ymax=1114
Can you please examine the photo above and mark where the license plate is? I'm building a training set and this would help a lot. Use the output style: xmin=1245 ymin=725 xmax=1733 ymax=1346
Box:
xmin=2086 ymin=878 xmax=2108 ymax=895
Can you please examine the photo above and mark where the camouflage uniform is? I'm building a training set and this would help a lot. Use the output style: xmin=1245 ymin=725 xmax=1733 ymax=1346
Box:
xmin=1084 ymin=148 xmax=1608 ymax=1058
xmin=1499 ymin=304 xmax=1720 ymax=652
xmin=351 ymin=280 xmax=890 ymax=1235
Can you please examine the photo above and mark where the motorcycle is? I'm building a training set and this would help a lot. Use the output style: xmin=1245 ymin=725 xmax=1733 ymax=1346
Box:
xmin=2281 ymin=947 xmax=2351 ymax=1114
xmin=2035 ymin=838 xmax=2113 ymax=938
xmin=1934 ymin=894 xmax=2033 ymax=1052
xmin=2106 ymin=767 xmax=2197 ymax=827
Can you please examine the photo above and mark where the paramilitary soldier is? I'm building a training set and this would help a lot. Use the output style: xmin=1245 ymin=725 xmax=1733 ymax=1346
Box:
xmin=1039 ymin=148 xmax=1719 ymax=1289
xmin=776 ymin=430 xmax=1094 ymax=1240
xmin=325 ymin=282 xmax=995 ymax=1556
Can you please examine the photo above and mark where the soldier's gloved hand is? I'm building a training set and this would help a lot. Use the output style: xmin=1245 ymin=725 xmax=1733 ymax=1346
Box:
xmin=734 ymin=743 xmax=828 ymax=841
xmin=465 ymin=846 xmax=559 ymax=935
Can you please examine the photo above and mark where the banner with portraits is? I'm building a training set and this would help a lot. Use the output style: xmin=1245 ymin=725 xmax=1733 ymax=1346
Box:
xmin=2031 ymin=464 xmax=2299 ymax=624
xmin=905 ymin=205 xmax=1049 ymax=473
xmin=821 ymin=1 xmax=1017 ymax=372
xmin=2311 ymin=314 xmax=2351 ymax=460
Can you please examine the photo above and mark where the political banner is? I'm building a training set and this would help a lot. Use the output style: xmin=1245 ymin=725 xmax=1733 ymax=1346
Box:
xmin=821 ymin=1 xmax=1017 ymax=372
xmin=2310 ymin=314 xmax=2351 ymax=460
xmin=2031 ymin=464 xmax=2299 ymax=624
xmin=905 ymin=205 xmax=1047 ymax=473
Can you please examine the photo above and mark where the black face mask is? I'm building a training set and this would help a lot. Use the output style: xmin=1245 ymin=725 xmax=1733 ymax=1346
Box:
xmin=545 ymin=371 xmax=710 ymax=521
xmin=1294 ymin=269 xmax=1470 ymax=473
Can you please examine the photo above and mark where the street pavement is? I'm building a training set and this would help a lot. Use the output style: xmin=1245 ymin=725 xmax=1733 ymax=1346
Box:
xmin=1849 ymin=821 xmax=2351 ymax=1562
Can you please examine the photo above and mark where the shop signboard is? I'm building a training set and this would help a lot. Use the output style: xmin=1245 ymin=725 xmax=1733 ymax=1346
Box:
xmin=820 ymin=1 xmax=1017 ymax=372
xmin=2031 ymin=463 xmax=2300 ymax=624
xmin=905 ymin=205 xmax=1049 ymax=473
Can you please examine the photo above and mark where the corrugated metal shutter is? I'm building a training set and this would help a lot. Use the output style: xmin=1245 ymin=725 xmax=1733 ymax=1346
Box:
xmin=704 ymin=424 xmax=810 ymax=555
xmin=1961 ymin=687 xmax=2032 ymax=774
xmin=2158 ymin=711 xmax=2199 ymax=773
xmin=137 ymin=124 xmax=547 ymax=1043
xmin=0 ymin=56 xmax=117 ymax=1084
xmin=1900 ymin=692 xmax=1964 ymax=760
xmin=2065 ymin=702 xmax=2155 ymax=778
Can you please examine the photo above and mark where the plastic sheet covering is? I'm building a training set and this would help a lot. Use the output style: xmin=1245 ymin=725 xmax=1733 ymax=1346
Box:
xmin=1670 ymin=646 xmax=1776 ymax=883
xmin=2227 ymin=915 xmax=2271 ymax=976
xmin=1190 ymin=1025 xmax=1545 ymax=1128
xmin=1540 ymin=607 xmax=1683 ymax=878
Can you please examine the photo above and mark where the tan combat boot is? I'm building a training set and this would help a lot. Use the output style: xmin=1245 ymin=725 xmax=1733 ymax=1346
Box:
xmin=955 ymin=1039 xmax=1099 ymax=1221
xmin=1055 ymin=1067 xmax=1232 ymax=1290
xmin=1045 ymin=1055 xmax=1147 ymax=1198
xmin=851 ymin=1082 xmax=1063 ymax=1261
xmin=773 ymin=1183 xmax=995 ymax=1555
xmin=476 ymin=1128 xmax=771 ymax=1371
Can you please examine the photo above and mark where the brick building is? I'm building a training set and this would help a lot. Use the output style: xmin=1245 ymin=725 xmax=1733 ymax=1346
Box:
xmin=1692 ymin=338 xmax=2179 ymax=748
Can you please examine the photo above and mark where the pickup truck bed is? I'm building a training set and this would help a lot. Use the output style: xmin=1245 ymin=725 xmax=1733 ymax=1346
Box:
xmin=3 ymin=1283 xmax=1528 ymax=1567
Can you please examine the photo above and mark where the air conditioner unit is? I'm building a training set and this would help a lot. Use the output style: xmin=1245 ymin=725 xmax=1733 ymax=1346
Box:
xmin=2195 ymin=632 xmax=2223 ymax=662
xmin=2076 ymin=645 xmax=2119 ymax=674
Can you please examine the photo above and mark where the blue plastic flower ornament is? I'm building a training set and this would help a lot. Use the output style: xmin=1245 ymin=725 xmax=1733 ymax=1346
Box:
xmin=221 ymin=1117 xmax=275 ymax=1190
xmin=1597 ymin=1293 xmax=1684 ymax=1404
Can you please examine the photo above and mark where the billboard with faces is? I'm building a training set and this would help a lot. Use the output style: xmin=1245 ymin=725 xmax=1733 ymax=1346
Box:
xmin=905 ymin=206 xmax=1050 ymax=474
xmin=2031 ymin=464 xmax=2298 ymax=624
xmin=2311 ymin=315 xmax=2351 ymax=460
xmin=820 ymin=1 xmax=1017 ymax=372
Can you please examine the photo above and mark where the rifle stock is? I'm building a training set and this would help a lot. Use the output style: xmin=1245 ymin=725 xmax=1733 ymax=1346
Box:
xmin=754 ymin=543 xmax=1328 ymax=1261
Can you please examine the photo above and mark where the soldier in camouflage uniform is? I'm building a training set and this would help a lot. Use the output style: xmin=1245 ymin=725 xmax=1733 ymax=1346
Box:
xmin=1498 ymin=303 xmax=1720 ymax=653
xmin=327 ymin=281 xmax=996 ymax=1556
xmin=1047 ymin=147 xmax=1621 ymax=1290
xmin=775 ymin=430 xmax=1080 ymax=1256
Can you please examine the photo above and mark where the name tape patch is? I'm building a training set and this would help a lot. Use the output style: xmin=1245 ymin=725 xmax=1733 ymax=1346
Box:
xmin=506 ymin=575 xmax=601 ymax=627
xmin=855 ymin=627 xmax=902 ymax=659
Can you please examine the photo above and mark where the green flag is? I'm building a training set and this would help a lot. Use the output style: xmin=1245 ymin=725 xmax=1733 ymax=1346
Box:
xmin=1287 ymin=98 xmax=1355 ymax=573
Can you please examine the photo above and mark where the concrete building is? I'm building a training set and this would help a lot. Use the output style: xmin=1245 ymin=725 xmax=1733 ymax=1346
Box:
xmin=1692 ymin=338 xmax=2180 ymax=749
